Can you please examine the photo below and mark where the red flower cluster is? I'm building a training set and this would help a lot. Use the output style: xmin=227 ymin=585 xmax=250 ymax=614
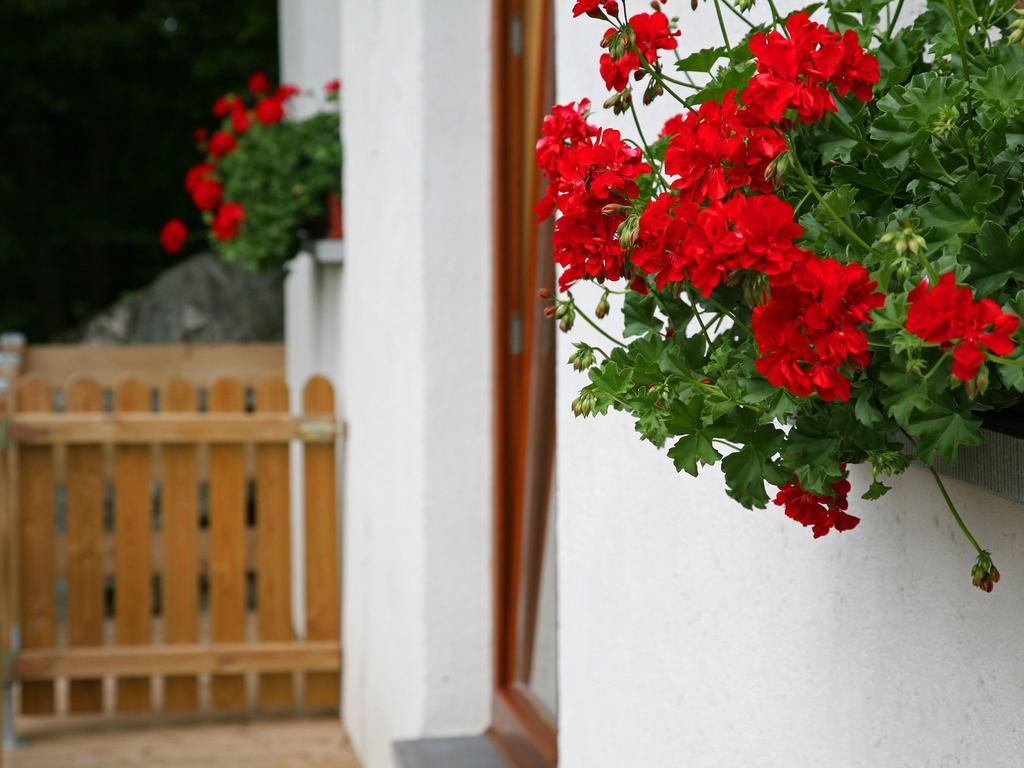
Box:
xmin=248 ymin=71 xmax=272 ymax=95
xmin=573 ymin=0 xmax=619 ymax=18
xmin=906 ymin=273 xmax=1021 ymax=381
xmin=773 ymin=469 xmax=859 ymax=538
xmin=632 ymin=192 xmax=810 ymax=293
xmin=745 ymin=13 xmax=879 ymax=123
xmin=208 ymin=131 xmax=237 ymax=157
xmin=159 ymin=219 xmax=188 ymax=254
xmin=599 ymin=12 xmax=679 ymax=92
xmin=536 ymin=109 xmax=650 ymax=290
xmin=661 ymin=92 xmax=786 ymax=202
xmin=164 ymin=74 xmax=338 ymax=253
xmin=211 ymin=202 xmax=245 ymax=241
xmin=753 ymin=258 xmax=884 ymax=402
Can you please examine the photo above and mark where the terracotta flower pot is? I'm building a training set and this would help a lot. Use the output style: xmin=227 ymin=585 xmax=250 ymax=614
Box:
xmin=326 ymin=191 xmax=343 ymax=239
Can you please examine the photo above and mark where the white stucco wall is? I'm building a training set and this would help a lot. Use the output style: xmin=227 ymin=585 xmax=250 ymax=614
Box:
xmin=555 ymin=4 xmax=1024 ymax=768
xmin=279 ymin=0 xmax=344 ymax=639
xmin=338 ymin=2 xmax=494 ymax=767
xmin=278 ymin=0 xmax=341 ymax=115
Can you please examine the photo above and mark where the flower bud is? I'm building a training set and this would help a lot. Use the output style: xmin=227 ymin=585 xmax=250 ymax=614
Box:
xmin=555 ymin=303 xmax=569 ymax=319
xmin=543 ymin=305 xmax=557 ymax=318
xmin=617 ymin=214 xmax=641 ymax=249
xmin=736 ymin=0 xmax=756 ymax=9
xmin=1011 ymin=10 xmax=1024 ymax=43
xmin=595 ymin=292 xmax=611 ymax=319
xmin=765 ymin=150 xmax=793 ymax=183
xmin=538 ymin=287 xmax=553 ymax=300
xmin=559 ymin=305 xmax=576 ymax=333
xmin=971 ymin=551 xmax=999 ymax=593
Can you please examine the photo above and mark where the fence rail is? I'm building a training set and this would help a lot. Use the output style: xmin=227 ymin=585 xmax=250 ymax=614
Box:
xmin=0 ymin=342 xmax=340 ymax=750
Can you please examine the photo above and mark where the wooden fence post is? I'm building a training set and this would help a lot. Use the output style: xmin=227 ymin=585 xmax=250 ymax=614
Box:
xmin=0 ymin=333 xmax=25 ymax=759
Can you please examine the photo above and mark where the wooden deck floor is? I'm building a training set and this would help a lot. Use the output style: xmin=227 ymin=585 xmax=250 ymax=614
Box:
xmin=4 ymin=717 xmax=362 ymax=768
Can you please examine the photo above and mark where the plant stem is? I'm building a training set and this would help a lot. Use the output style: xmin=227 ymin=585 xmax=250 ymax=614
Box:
xmin=703 ymin=292 xmax=753 ymax=336
xmin=718 ymin=0 xmax=757 ymax=29
xmin=943 ymin=0 xmax=971 ymax=80
xmin=791 ymin=154 xmax=885 ymax=261
xmin=928 ymin=465 xmax=984 ymax=555
xmin=711 ymin=0 xmax=732 ymax=50
xmin=919 ymin=256 xmax=941 ymax=285
xmin=885 ymin=0 xmax=906 ymax=37
xmin=566 ymin=295 xmax=628 ymax=347
xmin=685 ymin=285 xmax=714 ymax=347
xmin=765 ymin=0 xmax=783 ymax=26
xmin=922 ymin=353 xmax=949 ymax=381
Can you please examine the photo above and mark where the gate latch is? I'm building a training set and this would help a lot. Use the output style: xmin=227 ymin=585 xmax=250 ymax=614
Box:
xmin=298 ymin=418 xmax=337 ymax=443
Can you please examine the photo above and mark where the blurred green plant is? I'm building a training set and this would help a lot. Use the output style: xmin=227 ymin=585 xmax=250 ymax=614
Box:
xmin=0 ymin=0 xmax=277 ymax=340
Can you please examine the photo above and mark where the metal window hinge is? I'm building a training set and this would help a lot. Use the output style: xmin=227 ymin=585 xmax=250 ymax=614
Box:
xmin=509 ymin=312 xmax=524 ymax=355
xmin=510 ymin=13 xmax=523 ymax=57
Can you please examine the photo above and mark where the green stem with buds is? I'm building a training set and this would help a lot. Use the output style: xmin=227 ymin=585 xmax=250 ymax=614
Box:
xmin=565 ymin=294 xmax=627 ymax=347
xmin=928 ymin=465 xmax=984 ymax=555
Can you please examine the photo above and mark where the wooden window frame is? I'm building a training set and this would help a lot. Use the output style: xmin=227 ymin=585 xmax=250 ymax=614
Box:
xmin=489 ymin=1 xmax=558 ymax=766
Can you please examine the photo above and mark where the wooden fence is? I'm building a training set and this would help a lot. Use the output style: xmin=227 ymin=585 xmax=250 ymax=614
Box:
xmin=0 ymin=342 xmax=340 ymax=753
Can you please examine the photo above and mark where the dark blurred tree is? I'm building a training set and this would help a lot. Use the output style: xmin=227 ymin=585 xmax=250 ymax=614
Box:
xmin=0 ymin=0 xmax=277 ymax=340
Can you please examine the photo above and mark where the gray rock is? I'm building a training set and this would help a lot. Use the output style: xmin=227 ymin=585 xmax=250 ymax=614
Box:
xmin=66 ymin=253 xmax=284 ymax=344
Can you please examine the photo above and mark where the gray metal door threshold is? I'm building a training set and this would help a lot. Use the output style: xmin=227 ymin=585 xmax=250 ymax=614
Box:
xmin=394 ymin=736 xmax=508 ymax=768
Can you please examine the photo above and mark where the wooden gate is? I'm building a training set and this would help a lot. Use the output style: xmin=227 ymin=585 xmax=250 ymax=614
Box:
xmin=0 ymin=340 xmax=340 ymax=749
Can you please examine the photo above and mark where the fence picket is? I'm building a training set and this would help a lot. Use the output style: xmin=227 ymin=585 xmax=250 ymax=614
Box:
xmin=209 ymin=377 xmax=247 ymax=710
xmin=161 ymin=378 xmax=199 ymax=711
xmin=65 ymin=377 xmax=105 ymax=713
xmin=17 ymin=376 xmax=56 ymax=715
xmin=114 ymin=377 xmax=153 ymax=712
xmin=256 ymin=377 xmax=294 ymax=709
xmin=302 ymin=376 xmax=339 ymax=710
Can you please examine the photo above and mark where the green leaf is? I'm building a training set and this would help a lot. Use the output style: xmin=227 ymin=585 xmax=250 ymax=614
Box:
xmin=962 ymin=221 xmax=1024 ymax=296
xmin=622 ymin=292 xmax=662 ymax=338
xmin=674 ymin=46 xmax=727 ymax=73
xmin=668 ymin=433 xmax=723 ymax=476
xmin=879 ymin=367 xmax=934 ymax=426
xmin=687 ymin=62 xmax=756 ymax=107
xmin=906 ymin=406 xmax=982 ymax=464
xmin=861 ymin=480 xmax=892 ymax=500
xmin=720 ymin=426 xmax=788 ymax=508
xmin=782 ymin=428 xmax=843 ymax=495
xmin=588 ymin=361 xmax=633 ymax=397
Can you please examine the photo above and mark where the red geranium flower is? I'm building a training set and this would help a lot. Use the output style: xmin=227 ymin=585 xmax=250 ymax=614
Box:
xmin=753 ymin=257 xmax=884 ymax=402
xmin=248 ymin=71 xmax=272 ymax=95
xmin=208 ymin=130 xmax=237 ymax=157
xmin=598 ymin=12 xmax=677 ymax=92
xmin=194 ymin=126 xmax=209 ymax=144
xmin=255 ymin=97 xmax=285 ymax=125
xmin=230 ymin=107 xmax=250 ymax=135
xmin=276 ymin=84 xmax=301 ymax=101
xmin=184 ymin=162 xmax=216 ymax=193
xmin=906 ymin=273 xmax=1020 ymax=381
xmin=211 ymin=202 xmax=245 ymax=241
xmin=599 ymin=51 xmax=640 ymax=92
xmin=744 ymin=12 xmax=878 ymax=123
xmin=832 ymin=29 xmax=880 ymax=101
xmin=159 ymin=219 xmax=188 ymax=254
xmin=324 ymin=78 xmax=341 ymax=94
xmin=662 ymin=92 xmax=785 ymax=202
xmin=773 ymin=470 xmax=859 ymax=538
xmin=573 ymin=0 xmax=619 ymax=17
xmin=212 ymin=94 xmax=243 ymax=118
xmin=190 ymin=177 xmax=223 ymax=211
xmin=628 ymin=11 xmax=679 ymax=63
